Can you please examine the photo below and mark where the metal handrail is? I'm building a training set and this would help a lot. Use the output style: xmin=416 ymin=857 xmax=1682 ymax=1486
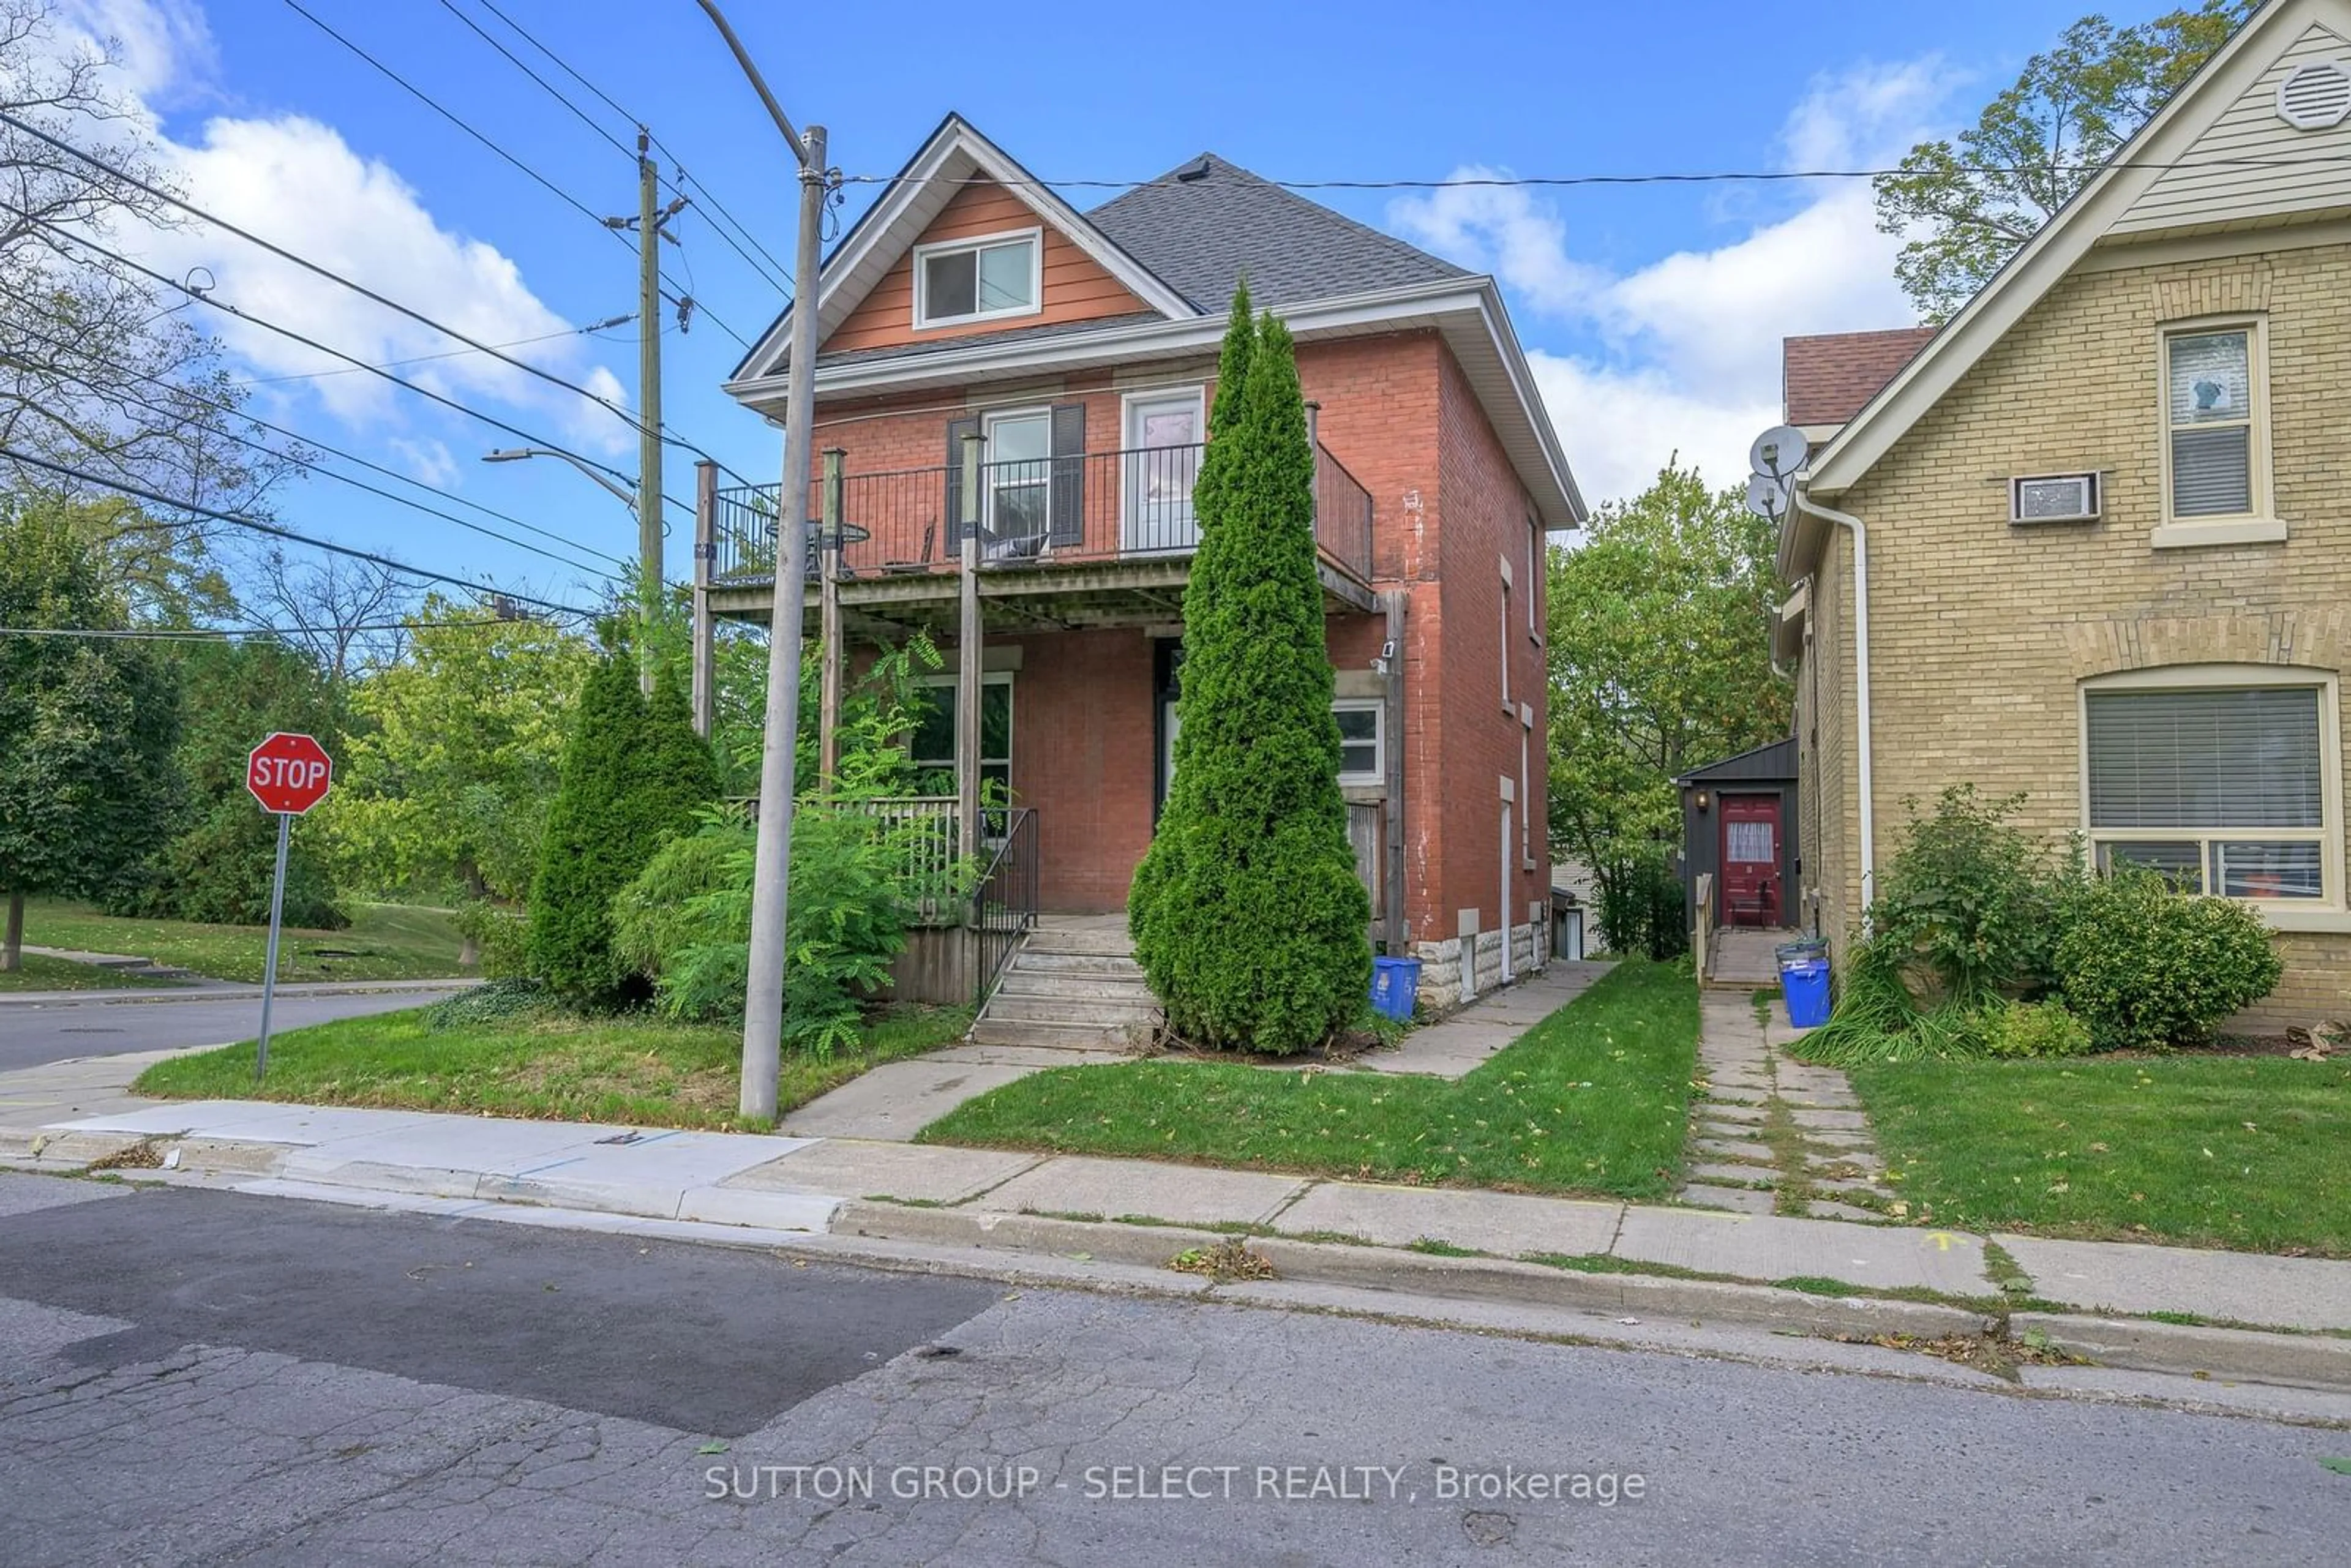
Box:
xmin=971 ymin=806 xmax=1038 ymax=1007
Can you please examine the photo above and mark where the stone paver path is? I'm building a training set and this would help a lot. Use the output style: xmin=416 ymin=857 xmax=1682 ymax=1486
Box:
xmin=1686 ymin=988 xmax=1904 ymax=1222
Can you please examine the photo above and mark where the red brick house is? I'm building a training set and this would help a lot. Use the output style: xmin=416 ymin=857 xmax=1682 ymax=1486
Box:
xmin=697 ymin=115 xmax=1582 ymax=1020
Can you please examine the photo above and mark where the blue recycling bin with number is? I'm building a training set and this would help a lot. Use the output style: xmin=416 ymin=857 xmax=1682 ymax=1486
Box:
xmin=1781 ymin=958 xmax=1832 ymax=1029
xmin=1370 ymin=957 xmax=1422 ymax=1021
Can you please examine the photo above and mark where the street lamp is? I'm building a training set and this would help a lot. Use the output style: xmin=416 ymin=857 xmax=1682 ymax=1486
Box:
xmin=694 ymin=0 xmax=827 ymax=1123
xmin=480 ymin=447 xmax=639 ymax=512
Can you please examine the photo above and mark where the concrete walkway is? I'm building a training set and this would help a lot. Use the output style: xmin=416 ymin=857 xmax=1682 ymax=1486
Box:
xmin=781 ymin=1042 xmax=1126 ymax=1141
xmin=1687 ymin=989 xmax=1903 ymax=1221
xmin=1361 ymin=959 xmax=1614 ymax=1078
xmin=0 ymin=976 xmax=478 ymax=1008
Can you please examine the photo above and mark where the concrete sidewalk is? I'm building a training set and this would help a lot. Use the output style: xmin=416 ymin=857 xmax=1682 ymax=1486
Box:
xmin=7 ymin=1086 xmax=2347 ymax=1394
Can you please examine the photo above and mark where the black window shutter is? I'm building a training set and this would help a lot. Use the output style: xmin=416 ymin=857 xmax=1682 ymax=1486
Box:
xmin=943 ymin=416 xmax=980 ymax=544
xmin=1048 ymin=402 xmax=1086 ymax=546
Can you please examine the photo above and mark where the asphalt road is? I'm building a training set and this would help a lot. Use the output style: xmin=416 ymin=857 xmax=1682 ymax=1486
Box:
xmin=0 ymin=988 xmax=459 ymax=1072
xmin=1 ymin=1172 xmax=2344 ymax=1566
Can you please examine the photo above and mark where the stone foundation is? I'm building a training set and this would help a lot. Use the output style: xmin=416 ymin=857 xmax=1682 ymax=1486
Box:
xmin=1410 ymin=917 xmax=1549 ymax=1019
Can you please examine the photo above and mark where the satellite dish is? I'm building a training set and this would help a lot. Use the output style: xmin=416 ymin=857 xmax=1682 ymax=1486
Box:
xmin=1749 ymin=424 xmax=1810 ymax=481
xmin=1744 ymin=473 xmax=1790 ymax=520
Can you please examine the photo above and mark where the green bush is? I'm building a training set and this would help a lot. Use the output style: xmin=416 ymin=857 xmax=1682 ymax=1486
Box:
xmin=1594 ymin=847 xmax=1686 ymax=960
xmin=1128 ymin=286 xmax=1372 ymax=1054
xmin=1865 ymin=785 xmax=2077 ymax=1006
xmin=2055 ymin=869 xmax=2283 ymax=1049
xmin=1980 ymin=999 xmax=2095 ymax=1059
xmin=451 ymin=899 xmax=529 ymax=978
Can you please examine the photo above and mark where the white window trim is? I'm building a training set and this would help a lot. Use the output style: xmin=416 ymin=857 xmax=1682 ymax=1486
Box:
xmin=1334 ymin=697 xmax=1384 ymax=786
xmin=1118 ymin=384 xmax=1205 ymax=546
xmin=980 ymin=405 xmax=1051 ymax=534
xmin=912 ymin=227 xmax=1044 ymax=331
xmin=2077 ymin=662 xmax=2345 ymax=929
xmin=2154 ymin=314 xmax=2281 ymax=547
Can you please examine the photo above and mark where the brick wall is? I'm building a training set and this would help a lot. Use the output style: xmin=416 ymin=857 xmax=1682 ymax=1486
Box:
xmin=810 ymin=328 xmax=1545 ymax=964
xmin=1799 ymin=240 xmax=2351 ymax=1025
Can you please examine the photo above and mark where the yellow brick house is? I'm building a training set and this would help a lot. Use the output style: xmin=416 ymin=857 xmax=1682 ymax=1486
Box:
xmin=1775 ymin=0 xmax=2351 ymax=1027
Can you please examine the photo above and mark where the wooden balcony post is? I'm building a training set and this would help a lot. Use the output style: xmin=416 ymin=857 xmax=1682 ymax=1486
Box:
xmin=956 ymin=431 xmax=983 ymax=872
xmin=690 ymin=460 xmax=717 ymax=739
xmin=817 ymin=448 xmax=846 ymax=786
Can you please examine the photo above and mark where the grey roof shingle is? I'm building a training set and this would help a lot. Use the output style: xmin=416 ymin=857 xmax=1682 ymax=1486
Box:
xmin=1089 ymin=155 xmax=1468 ymax=310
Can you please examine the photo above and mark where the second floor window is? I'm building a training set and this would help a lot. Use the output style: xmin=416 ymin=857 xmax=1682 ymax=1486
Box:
xmin=915 ymin=231 xmax=1041 ymax=328
xmin=2163 ymin=324 xmax=2262 ymax=520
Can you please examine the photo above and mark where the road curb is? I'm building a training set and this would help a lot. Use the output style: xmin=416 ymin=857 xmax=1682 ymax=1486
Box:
xmin=836 ymin=1200 xmax=1992 ymax=1343
xmin=2014 ymin=1311 xmax=2351 ymax=1392
xmin=0 ymin=980 xmax=478 ymax=1009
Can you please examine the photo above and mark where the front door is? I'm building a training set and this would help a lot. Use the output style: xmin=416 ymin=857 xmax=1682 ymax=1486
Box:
xmin=1719 ymin=795 xmax=1782 ymax=927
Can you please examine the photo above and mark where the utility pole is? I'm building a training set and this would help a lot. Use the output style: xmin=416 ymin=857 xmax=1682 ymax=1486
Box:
xmin=696 ymin=0 xmax=828 ymax=1123
xmin=635 ymin=129 xmax=664 ymax=682
xmin=608 ymin=132 xmax=686 ymax=691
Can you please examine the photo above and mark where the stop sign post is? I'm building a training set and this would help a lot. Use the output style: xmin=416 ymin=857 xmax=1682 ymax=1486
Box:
xmin=246 ymin=733 xmax=334 ymax=1079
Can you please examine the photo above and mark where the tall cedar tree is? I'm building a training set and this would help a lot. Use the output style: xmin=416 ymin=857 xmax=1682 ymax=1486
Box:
xmin=1128 ymin=288 xmax=1372 ymax=1053
xmin=0 ymin=495 xmax=181 ymax=968
xmin=527 ymin=642 xmax=718 ymax=1000
xmin=111 ymin=639 xmax=345 ymax=928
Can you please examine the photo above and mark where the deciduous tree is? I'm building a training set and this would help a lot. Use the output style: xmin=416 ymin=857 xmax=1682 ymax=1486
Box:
xmin=1874 ymin=1 xmax=2254 ymax=321
xmin=0 ymin=491 xmax=179 ymax=967
xmin=1547 ymin=465 xmax=1789 ymax=953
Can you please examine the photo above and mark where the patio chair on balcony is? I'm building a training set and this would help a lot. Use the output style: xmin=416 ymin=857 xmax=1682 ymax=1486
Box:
xmin=882 ymin=522 xmax=937 ymax=576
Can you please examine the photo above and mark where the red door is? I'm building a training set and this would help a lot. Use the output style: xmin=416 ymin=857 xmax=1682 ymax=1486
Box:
xmin=1719 ymin=795 xmax=1782 ymax=927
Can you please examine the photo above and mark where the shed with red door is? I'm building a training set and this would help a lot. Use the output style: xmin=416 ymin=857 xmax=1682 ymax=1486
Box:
xmin=1675 ymin=737 xmax=1801 ymax=939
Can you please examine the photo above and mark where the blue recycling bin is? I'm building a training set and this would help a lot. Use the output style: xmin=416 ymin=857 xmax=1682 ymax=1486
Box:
xmin=1781 ymin=958 xmax=1832 ymax=1029
xmin=1370 ymin=957 xmax=1422 ymax=1022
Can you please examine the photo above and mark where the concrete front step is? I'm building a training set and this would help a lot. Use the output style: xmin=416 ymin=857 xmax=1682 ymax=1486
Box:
xmin=1022 ymin=928 xmax=1136 ymax=957
xmin=983 ymin=992 xmax=1160 ymax=1028
xmin=968 ymin=1018 xmax=1147 ymax=1049
xmin=993 ymin=971 xmax=1156 ymax=1002
xmin=1011 ymin=951 xmax=1146 ymax=979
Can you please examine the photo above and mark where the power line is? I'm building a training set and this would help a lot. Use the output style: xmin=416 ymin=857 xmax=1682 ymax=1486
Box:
xmin=18 ymin=354 xmax=621 ymax=578
xmin=9 ymin=207 xmax=701 ymax=522
xmin=277 ymin=0 xmax=754 ymax=350
xmin=0 ymin=616 xmax=528 ymax=641
xmin=4 ymin=448 xmax=598 ymax=617
xmin=461 ymin=0 xmax=793 ymax=293
xmin=1 ymin=110 xmax=658 ymax=448
xmin=7 ymin=312 xmax=636 ymax=569
xmin=844 ymin=151 xmax=2351 ymax=191
xmin=230 ymin=315 xmax=631 ymax=388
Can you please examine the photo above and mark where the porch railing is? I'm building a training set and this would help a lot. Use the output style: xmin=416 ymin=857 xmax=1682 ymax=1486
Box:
xmin=972 ymin=806 xmax=1038 ymax=1007
xmin=710 ymin=438 xmax=1375 ymax=590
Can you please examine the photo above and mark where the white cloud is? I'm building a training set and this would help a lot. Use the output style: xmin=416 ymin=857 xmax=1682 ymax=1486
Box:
xmin=56 ymin=2 xmax=632 ymax=458
xmin=1392 ymin=59 xmax=1956 ymax=507
xmin=385 ymin=436 xmax=460 ymax=489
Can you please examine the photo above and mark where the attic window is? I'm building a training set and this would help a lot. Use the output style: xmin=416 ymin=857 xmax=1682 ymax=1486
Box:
xmin=2276 ymin=60 xmax=2351 ymax=130
xmin=913 ymin=229 xmax=1041 ymax=328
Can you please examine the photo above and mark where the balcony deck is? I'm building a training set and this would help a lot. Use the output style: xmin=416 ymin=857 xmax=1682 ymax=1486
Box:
xmin=699 ymin=441 xmax=1379 ymax=635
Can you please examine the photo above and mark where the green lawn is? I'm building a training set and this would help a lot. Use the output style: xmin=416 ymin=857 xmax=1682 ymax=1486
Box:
xmin=1848 ymin=1054 xmax=2351 ymax=1256
xmin=132 ymin=1000 xmax=974 ymax=1131
xmin=22 ymin=899 xmax=471 ymax=984
xmin=0 ymin=951 xmax=180 ymax=992
xmin=920 ymin=960 xmax=1696 ymax=1201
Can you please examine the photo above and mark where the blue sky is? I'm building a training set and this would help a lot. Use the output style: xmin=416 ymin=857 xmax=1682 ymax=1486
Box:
xmin=71 ymin=0 xmax=2096 ymax=613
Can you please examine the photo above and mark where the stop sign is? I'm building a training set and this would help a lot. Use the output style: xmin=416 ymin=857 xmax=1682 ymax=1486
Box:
xmin=247 ymin=732 xmax=334 ymax=815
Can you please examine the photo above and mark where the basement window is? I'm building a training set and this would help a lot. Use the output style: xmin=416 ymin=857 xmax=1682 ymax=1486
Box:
xmin=914 ymin=230 xmax=1041 ymax=328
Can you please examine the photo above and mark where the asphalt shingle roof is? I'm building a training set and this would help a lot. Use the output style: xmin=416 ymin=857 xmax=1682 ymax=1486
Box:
xmin=1782 ymin=327 xmax=1937 ymax=426
xmin=1089 ymin=155 xmax=1469 ymax=310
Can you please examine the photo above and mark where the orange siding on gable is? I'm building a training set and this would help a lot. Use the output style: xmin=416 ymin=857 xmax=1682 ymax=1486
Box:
xmin=823 ymin=180 xmax=1155 ymax=356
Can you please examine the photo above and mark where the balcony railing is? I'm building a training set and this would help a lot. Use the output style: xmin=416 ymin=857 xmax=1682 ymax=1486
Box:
xmin=708 ymin=440 xmax=1374 ymax=589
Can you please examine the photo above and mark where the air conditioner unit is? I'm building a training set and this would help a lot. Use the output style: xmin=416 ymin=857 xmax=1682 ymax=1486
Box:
xmin=2011 ymin=472 xmax=2100 ymax=523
